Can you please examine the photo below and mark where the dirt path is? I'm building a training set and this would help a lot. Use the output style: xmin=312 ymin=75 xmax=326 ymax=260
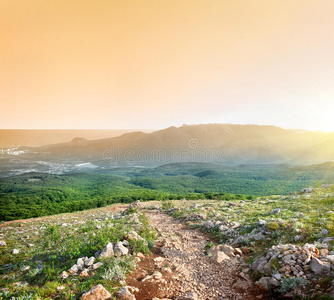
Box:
xmin=127 ymin=209 xmax=268 ymax=300
xmin=2 ymin=203 xmax=267 ymax=299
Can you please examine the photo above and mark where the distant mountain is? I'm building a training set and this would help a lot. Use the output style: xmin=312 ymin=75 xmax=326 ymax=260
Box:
xmin=21 ymin=124 xmax=334 ymax=166
xmin=0 ymin=129 xmax=153 ymax=148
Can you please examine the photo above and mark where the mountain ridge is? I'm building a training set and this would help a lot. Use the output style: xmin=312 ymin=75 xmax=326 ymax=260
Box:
xmin=17 ymin=124 xmax=334 ymax=166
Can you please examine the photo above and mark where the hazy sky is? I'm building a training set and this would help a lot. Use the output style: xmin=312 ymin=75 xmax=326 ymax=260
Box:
xmin=1 ymin=0 xmax=334 ymax=131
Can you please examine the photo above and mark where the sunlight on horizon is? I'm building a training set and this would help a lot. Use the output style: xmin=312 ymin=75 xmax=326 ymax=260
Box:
xmin=1 ymin=0 xmax=334 ymax=131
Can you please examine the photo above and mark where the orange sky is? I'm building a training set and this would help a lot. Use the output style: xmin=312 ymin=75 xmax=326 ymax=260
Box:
xmin=1 ymin=0 xmax=334 ymax=131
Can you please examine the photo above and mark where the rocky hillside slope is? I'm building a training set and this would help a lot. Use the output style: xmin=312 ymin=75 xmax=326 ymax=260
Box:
xmin=163 ymin=184 xmax=334 ymax=299
xmin=2 ymin=184 xmax=334 ymax=299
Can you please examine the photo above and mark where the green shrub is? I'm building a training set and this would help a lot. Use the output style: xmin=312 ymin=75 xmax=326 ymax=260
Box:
xmin=101 ymin=257 xmax=136 ymax=282
xmin=205 ymin=242 xmax=215 ymax=250
xmin=162 ymin=201 xmax=174 ymax=210
xmin=279 ymin=277 xmax=308 ymax=294
xmin=124 ymin=208 xmax=138 ymax=215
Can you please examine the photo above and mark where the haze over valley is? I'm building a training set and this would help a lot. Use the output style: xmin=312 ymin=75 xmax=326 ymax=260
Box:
xmin=1 ymin=124 xmax=334 ymax=179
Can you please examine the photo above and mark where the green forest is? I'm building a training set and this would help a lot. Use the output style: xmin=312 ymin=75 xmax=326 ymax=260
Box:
xmin=1 ymin=162 xmax=334 ymax=221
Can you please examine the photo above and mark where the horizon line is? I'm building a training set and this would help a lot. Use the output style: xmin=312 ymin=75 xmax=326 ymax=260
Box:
xmin=0 ymin=123 xmax=331 ymax=133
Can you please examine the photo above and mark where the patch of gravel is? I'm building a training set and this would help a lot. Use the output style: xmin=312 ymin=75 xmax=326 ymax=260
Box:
xmin=146 ymin=209 xmax=266 ymax=300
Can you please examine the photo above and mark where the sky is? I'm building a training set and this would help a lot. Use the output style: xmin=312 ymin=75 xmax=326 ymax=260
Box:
xmin=1 ymin=0 xmax=334 ymax=131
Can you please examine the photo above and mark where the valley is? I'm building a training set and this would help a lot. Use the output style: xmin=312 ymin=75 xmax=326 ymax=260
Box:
xmin=2 ymin=125 xmax=334 ymax=299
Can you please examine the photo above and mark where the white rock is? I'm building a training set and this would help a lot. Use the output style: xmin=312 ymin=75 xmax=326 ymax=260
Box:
xmin=219 ymin=225 xmax=229 ymax=231
xmin=325 ymin=255 xmax=334 ymax=262
xmin=122 ymin=240 xmax=129 ymax=246
xmin=115 ymin=287 xmax=135 ymax=300
xmin=258 ymin=219 xmax=267 ymax=226
xmin=85 ymin=257 xmax=95 ymax=267
xmin=91 ymin=262 xmax=104 ymax=270
xmin=77 ymin=258 xmax=85 ymax=270
xmin=154 ymin=257 xmax=165 ymax=262
xmin=99 ymin=243 xmax=114 ymax=259
xmin=59 ymin=271 xmax=69 ymax=279
xmin=207 ymin=249 xmax=230 ymax=263
xmin=68 ymin=264 xmax=79 ymax=275
xmin=203 ymin=220 xmax=215 ymax=229
xmin=294 ymin=235 xmax=303 ymax=241
xmin=273 ymin=273 xmax=281 ymax=280
xmin=309 ymin=257 xmax=330 ymax=274
xmin=255 ymin=277 xmax=270 ymax=291
xmin=81 ymin=284 xmax=112 ymax=300
xmin=271 ymin=208 xmax=281 ymax=215
xmin=114 ymin=242 xmax=129 ymax=256
xmin=127 ymin=231 xmax=143 ymax=241
xmin=253 ymin=233 xmax=266 ymax=241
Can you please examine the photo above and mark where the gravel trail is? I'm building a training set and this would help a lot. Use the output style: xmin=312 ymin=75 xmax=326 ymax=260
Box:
xmin=145 ymin=209 xmax=267 ymax=300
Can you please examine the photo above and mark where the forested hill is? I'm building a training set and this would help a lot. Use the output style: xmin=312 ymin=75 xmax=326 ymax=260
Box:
xmin=0 ymin=172 xmax=252 ymax=221
xmin=1 ymin=162 xmax=334 ymax=221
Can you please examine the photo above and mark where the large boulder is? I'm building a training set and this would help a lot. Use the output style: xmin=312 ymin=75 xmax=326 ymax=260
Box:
xmin=77 ymin=258 xmax=85 ymax=270
xmin=203 ymin=220 xmax=215 ymax=229
xmin=207 ymin=247 xmax=230 ymax=263
xmin=208 ymin=244 xmax=236 ymax=258
xmin=59 ymin=271 xmax=69 ymax=279
xmin=219 ymin=225 xmax=229 ymax=232
xmin=68 ymin=264 xmax=79 ymax=275
xmin=85 ymin=257 xmax=95 ymax=267
xmin=258 ymin=219 xmax=267 ymax=226
xmin=255 ymin=277 xmax=270 ymax=291
xmin=186 ymin=212 xmax=206 ymax=221
xmin=309 ymin=257 xmax=330 ymax=274
xmin=99 ymin=243 xmax=114 ymax=259
xmin=91 ymin=262 xmax=104 ymax=270
xmin=271 ymin=208 xmax=281 ymax=215
xmin=218 ymin=244 xmax=235 ymax=257
xmin=79 ymin=270 xmax=89 ymax=277
xmin=81 ymin=284 xmax=111 ymax=300
xmin=115 ymin=287 xmax=136 ymax=300
xmin=258 ymin=262 xmax=273 ymax=276
xmin=233 ymin=279 xmax=252 ymax=291
xmin=325 ymin=255 xmax=334 ymax=262
xmin=114 ymin=242 xmax=129 ymax=256
xmin=127 ymin=231 xmax=147 ymax=244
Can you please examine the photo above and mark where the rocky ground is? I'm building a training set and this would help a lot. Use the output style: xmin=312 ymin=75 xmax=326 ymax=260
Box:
xmin=160 ymin=185 xmax=334 ymax=299
xmin=73 ymin=205 xmax=266 ymax=300
xmin=141 ymin=209 xmax=266 ymax=300
xmin=2 ymin=184 xmax=334 ymax=299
